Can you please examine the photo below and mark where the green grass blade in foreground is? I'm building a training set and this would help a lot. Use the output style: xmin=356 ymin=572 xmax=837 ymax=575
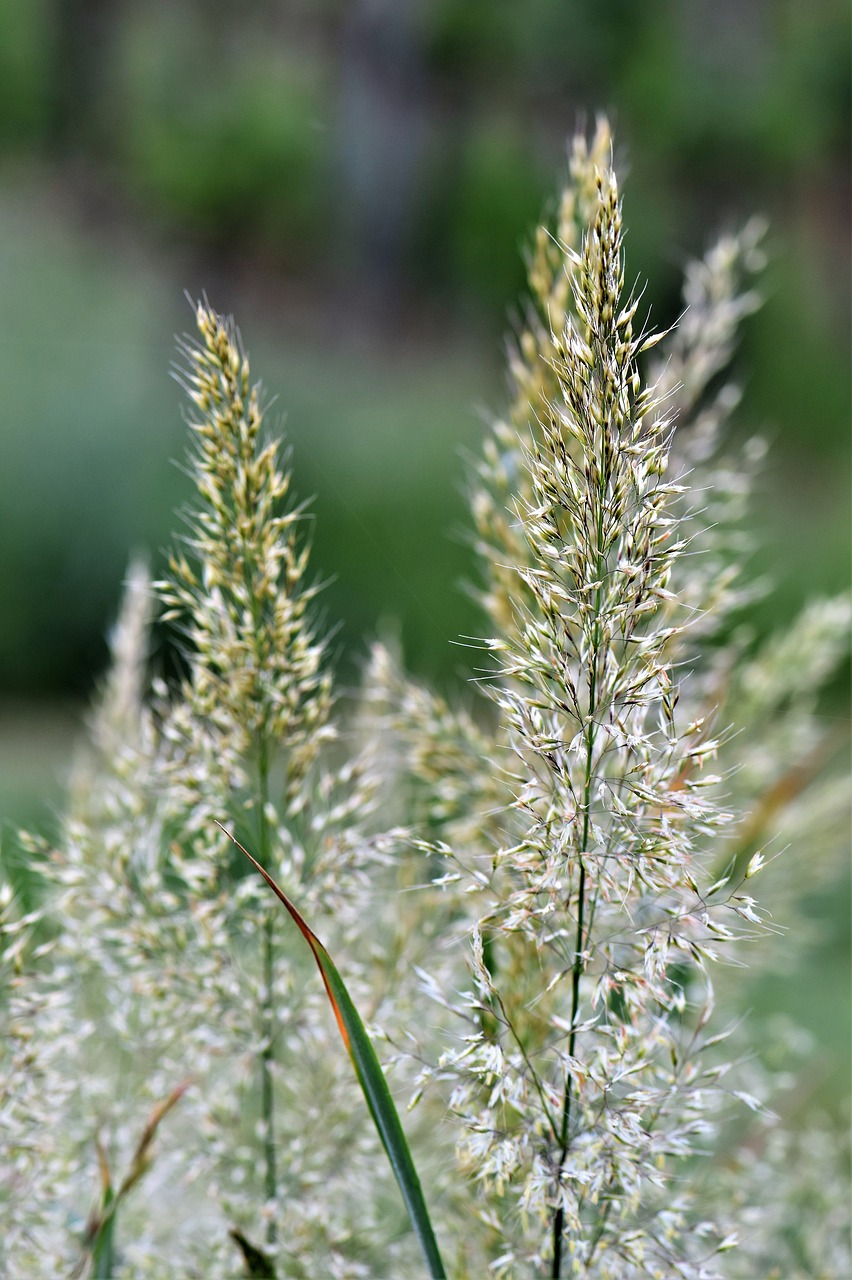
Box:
xmin=217 ymin=823 xmax=447 ymax=1279
xmin=76 ymin=1082 xmax=191 ymax=1279
xmin=90 ymin=1180 xmax=116 ymax=1280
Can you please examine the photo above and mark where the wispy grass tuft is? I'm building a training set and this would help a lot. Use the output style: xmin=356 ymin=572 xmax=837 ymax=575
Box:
xmin=0 ymin=121 xmax=848 ymax=1279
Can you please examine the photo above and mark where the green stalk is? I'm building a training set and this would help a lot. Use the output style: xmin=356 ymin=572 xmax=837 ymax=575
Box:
xmin=257 ymin=734 xmax=278 ymax=1244
xmin=90 ymin=1183 xmax=116 ymax=1280
xmin=551 ymin=769 xmax=590 ymax=1277
xmin=551 ymin=451 xmax=608 ymax=1277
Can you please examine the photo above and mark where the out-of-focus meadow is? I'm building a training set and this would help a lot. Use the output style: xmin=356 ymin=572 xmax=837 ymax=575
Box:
xmin=0 ymin=0 xmax=849 ymax=1111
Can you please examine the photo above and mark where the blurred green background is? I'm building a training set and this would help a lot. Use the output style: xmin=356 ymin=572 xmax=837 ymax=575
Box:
xmin=0 ymin=0 xmax=849 ymax=1107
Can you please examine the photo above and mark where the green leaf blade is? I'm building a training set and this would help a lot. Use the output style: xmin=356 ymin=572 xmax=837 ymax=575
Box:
xmin=312 ymin=938 xmax=446 ymax=1278
xmin=218 ymin=824 xmax=446 ymax=1279
xmin=90 ymin=1184 xmax=116 ymax=1280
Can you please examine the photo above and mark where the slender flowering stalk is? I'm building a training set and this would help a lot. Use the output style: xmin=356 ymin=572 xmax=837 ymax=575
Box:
xmin=155 ymin=306 xmax=417 ymax=1269
xmin=160 ymin=305 xmax=336 ymax=1239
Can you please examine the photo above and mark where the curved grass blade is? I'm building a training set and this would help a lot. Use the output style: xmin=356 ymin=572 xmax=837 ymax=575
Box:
xmin=216 ymin=823 xmax=446 ymax=1279
xmin=74 ymin=1081 xmax=191 ymax=1279
xmin=90 ymin=1144 xmax=116 ymax=1280
xmin=229 ymin=1227 xmax=277 ymax=1277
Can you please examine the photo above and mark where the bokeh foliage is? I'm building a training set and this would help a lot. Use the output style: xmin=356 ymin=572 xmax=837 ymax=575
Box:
xmin=0 ymin=0 xmax=847 ymax=695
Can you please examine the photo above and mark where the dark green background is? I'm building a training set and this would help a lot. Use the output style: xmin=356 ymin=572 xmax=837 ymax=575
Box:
xmin=0 ymin=0 xmax=848 ymax=699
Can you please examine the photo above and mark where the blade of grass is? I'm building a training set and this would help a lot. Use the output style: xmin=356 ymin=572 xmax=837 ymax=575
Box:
xmin=229 ymin=1227 xmax=278 ymax=1278
xmin=216 ymin=822 xmax=446 ymax=1279
xmin=90 ymin=1141 xmax=116 ymax=1280
xmin=74 ymin=1081 xmax=192 ymax=1280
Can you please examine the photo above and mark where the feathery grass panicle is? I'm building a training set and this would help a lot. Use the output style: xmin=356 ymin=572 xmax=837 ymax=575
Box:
xmin=375 ymin=124 xmax=848 ymax=1278
xmin=355 ymin=123 xmax=850 ymax=1278
xmin=471 ymin=118 xmax=615 ymax=641
xmin=161 ymin=303 xmax=333 ymax=795
xmin=436 ymin=135 xmax=743 ymax=1277
xmin=362 ymin=639 xmax=504 ymax=842
xmin=153 ymin=303 xmax=426 ymax=1271
xmin=1 ymin=562 xmax=210 ymax=1278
